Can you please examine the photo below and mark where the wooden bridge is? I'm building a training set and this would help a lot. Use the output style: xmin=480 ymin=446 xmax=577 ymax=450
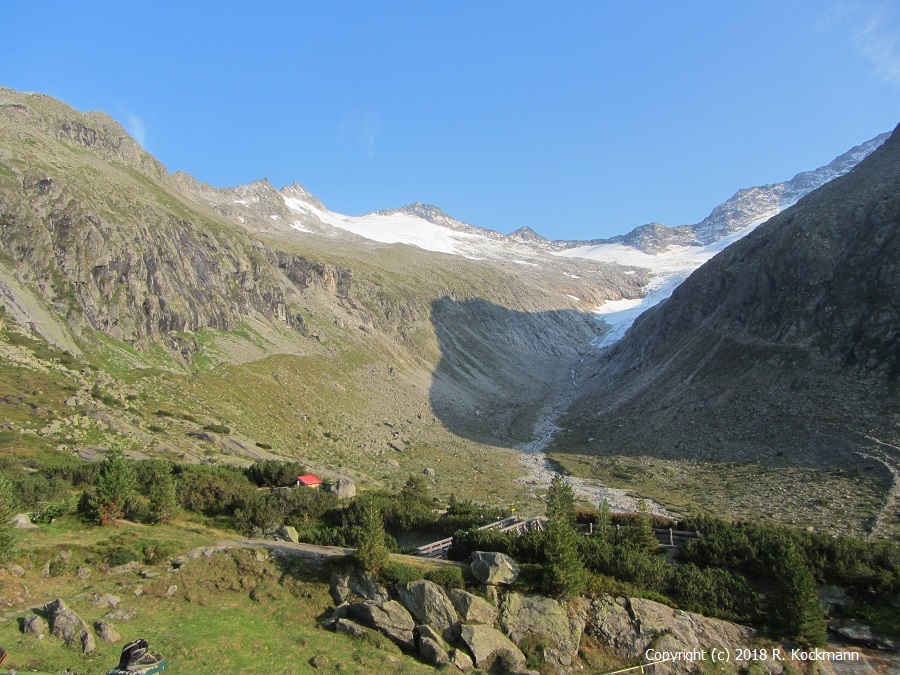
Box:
xmin=415 ymin=517 xmax=699 ymax=560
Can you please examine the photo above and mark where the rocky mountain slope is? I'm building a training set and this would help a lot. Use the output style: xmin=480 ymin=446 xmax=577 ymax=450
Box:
xmin=554 ymin=124 xmax=900 ymax=526
xmin=0 ymin=87 xmax=649 ymax=505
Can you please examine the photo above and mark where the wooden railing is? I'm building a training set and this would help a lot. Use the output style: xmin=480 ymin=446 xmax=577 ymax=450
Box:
xmin=416 ymin=518 xmax=699 ymax=559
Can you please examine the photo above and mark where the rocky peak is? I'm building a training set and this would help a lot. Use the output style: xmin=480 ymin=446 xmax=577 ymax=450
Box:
xmin=508 ymin=226 xmax=547 ymax=244
xmin=281 ymin=182 xmax=325 ymax=211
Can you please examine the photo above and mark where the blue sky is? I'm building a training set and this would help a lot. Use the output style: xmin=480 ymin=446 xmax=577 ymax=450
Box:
xmin=3 ymin=2 xmax=899 ymax=240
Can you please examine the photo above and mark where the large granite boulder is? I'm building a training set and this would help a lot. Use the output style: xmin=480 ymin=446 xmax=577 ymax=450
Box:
xmin=471 ymin=551 xmax=519 ymax=585
xmin=584 ymin=595 xmax=779 ymax=675
xmin=501 ymin=593 xmax=583 ymax=667
xmin=330 ymin=567 xmax=390 ymax=604
xmin=334 ymin=618 xmax=401 ymax=654
xmin=349 ymin=600 xmax=416 ymax=651
xmin=278 ymin=525 xmax=299 ymax=543
xmin=45 ymin=599 xmax=95 ymax=653
xmin=397 ymin=579 xmax=460 ymax=642
xmin=459 ymin=624 xmax=527 ymax=672
xmin=327 ymin=478 xmax=356 ymax=499
xmin=448 ymin=588 xmax=499 ymax=625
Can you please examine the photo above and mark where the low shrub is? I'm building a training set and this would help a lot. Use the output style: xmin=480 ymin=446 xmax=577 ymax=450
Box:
xmin=424 ymin=565 xmax=464 ymax=590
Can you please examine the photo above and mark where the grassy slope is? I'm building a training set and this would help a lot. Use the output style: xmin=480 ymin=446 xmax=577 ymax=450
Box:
xmin=0 ymin=517 xmax=435 ymax=675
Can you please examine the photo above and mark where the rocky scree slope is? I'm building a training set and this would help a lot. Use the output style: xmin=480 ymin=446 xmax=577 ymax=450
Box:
xmin=557 ymin=124 xmax=900 ymax=481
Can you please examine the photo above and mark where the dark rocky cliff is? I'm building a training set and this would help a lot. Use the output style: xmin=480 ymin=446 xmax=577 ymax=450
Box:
xmin=558 ymin=124 xmax=900 ymax=470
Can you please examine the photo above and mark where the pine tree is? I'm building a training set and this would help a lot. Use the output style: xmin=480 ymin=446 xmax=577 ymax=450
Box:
xmin=543 ymin=475 xmax=587 ymax=596
xmin=546 ymin=475 xmax=577 ymax=524
xmin=0 ymin=475 xmax=18 ymax=563
xmin=635 ymin=498 xmax=658 ymax=550
xmin=771 ymin=542 xmax=827 ymax=646
xmin=353 ymin=501 xmax=389 ymax=573
xmin=148 ymin=471 xmax=178 ymax=523
xmin=91 ymin=449 xmax=136 ymax=525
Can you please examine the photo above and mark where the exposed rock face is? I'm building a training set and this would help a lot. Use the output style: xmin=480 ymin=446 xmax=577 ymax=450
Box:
xmin=583 ymin=596 xmax=776 ymax=675
xmin=326 ymin=478 xmax=356 ymax=499
xmin=45 ymin=598 xmax=95 ymax=653
xmin=396 ymin=579 xmax=460 ymax=642
xmin=349 ymin=600 xmax=417 ymax=651
xmin=459 ymin=623 xmax=527 ymax=672
xmin=562 ymin=124 xmax=900 ymax=480
xmin=501 ymin=593 xmax=583 ymax=667
xmin=448 ymin=588 xmax=499 ymax=625
xmin=471 ymin=551 xmax=520 ymax=585
xmin=330 ymin=567 xmax=390 ymax=605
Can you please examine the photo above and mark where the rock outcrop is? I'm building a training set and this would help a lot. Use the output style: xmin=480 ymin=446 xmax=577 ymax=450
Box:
xmin=448 ymin=588 xmax=499 ymax=625
xmin=396 ymin=579 xmax=460 ymax=642
xmin=45 ymin=598 xmax=95 ymax=653
xmin=459 ymin=624 xmax=527 ymax=673
xmin=501 ymin=593 xmax=583 ymax=667
xmin=326 ymin=478 xmax=356 ymax=499
xmin=330 ymin=567 xmax=390 ymax=605
xmin=349 ymin=600 xmax=417 ymax=651
xmin=583 ymin=596 xmax=777 ymax=675
xmin=471 ymin=551 xmax=520 ymax=585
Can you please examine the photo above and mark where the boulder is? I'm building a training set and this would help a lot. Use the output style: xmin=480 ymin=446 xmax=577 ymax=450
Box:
xmin=330 ymin=567 xmax=390 ymax=605
xmin=94 ymin=620 xmax=121 ymax=643
xmin=92 ymin=592 xmax=120 ymax=608
xmin=334 ymin=618 xmax=401 ymax=654
xmin=397 ymin=579 xmax=460 ymax=641
xmin=349 ymin=600 xmax=417 ymax=651
xmin=500 ymin=593 xmax=583 ymax=667
xmin=448 ymin=588 xmax=498 ymax=625
xmin=321 ymin=602 xmax=351 ymax=629
xmin=417 ymin=625 xmax=452 ymax=668
xmin=11 ymin=513 xmax=38 ymax=529
xmin=278 ymin=525 xmax=299 ymax=543
xmin=21 ymin=613 xmax=47 ymax=637
xmin=45 ymin=599 xmax=95 ymax=653
xmin=451 ymin=648 xmax=475 ymax=671
xmin=471 ymin=551 xmax=520 ymax=585
xmin=105 ymin=608 xmax=137 ymax=622
xmin=76 ymin=566 xmax=92 ymax=580
xmin=459 ymin=624 xmax=526 ymax=672
xmin=327 ymin=478 xmax=356 ymax=499
xmin=8 ymin=563 xmax=26 ymax=578
xmin=423 ymin=468 xmax=435 ymax=476
xmin=584 ymin=595 xmax=776 ymax=675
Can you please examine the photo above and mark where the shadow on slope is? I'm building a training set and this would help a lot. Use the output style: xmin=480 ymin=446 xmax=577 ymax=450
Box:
xmin=428 ymin=297 xmax=604 ymax=447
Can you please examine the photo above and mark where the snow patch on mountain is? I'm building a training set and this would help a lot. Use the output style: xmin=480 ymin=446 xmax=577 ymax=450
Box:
xmin=560 ymin=218 xmax=771 ymax=347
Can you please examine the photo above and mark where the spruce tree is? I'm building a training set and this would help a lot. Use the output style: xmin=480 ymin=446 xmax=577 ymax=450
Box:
xmin=91 ymin=449 xmax=136 ymax=525
xmin=0 ymin=475 xmax=17 ymax=563
xmin=771 ymin=542 xmax=827 ymax=646
xmin=543 ymin=475 xmax=587 ymax=596
xmin=353 ymin=501 xmax=389 ymax=573
xmin=546 ymin=475 xmax=577 ymax=524
xmin=148 ymin=471 xmax=178 ymax=523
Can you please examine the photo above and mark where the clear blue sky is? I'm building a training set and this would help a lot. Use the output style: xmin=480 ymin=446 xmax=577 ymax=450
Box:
xmin=2 ymin=2 xmax=899 ymax=240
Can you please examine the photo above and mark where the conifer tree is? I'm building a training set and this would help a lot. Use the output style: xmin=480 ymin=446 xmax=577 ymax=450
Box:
xmin=353 ymin=501 xmax=389 ymax=573
xmin=91 ymin=448 xmax=136 ymax=525
xmin=771 ymin=542 xmax=827 ymax=646
xmin=543 ymin=475 xmax=587 ymax=596
xmin=148 ymin=471 xmax=178 ymax=523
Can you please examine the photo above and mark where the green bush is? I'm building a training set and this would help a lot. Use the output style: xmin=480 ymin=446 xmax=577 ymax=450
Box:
xmin=380 ymin=562 xmax=424 ymax=589
xmin=204 ymin=423 xmax=231 ymax=435
xmin=424 ymin=565 xmax=464 ymax=590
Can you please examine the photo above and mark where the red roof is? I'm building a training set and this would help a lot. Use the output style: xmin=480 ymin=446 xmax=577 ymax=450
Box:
xmin=297 ymin=474 xmax=322 ymax=486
